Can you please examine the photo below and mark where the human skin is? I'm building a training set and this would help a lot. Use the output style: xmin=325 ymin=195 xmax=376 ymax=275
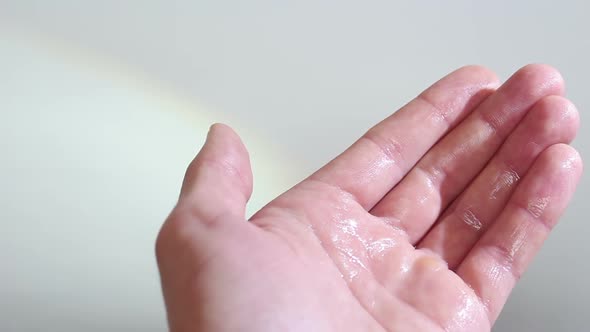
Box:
xmin=155 ymin=64 xmax=582 ymax=331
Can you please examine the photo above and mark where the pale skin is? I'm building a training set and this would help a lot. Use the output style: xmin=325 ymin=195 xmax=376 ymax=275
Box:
xmin=156 ymin=64 xmax=582 ymax=332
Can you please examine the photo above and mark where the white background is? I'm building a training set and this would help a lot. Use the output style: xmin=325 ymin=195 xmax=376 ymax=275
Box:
xmin=1 ymin=1 xmax=588 ymax=331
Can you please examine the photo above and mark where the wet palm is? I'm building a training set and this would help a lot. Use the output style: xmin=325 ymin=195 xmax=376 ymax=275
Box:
xmin=156 ymin=65 xmax=582 ymax=332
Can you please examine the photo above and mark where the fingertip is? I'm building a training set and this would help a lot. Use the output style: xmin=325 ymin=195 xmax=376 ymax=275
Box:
xmin=557 ymin=144 xmax=583 ymax=176
xmin=539 ymin=144 xmax=583 ymax=183
xmin=207 ymin=122 xmax=250 ymax=157
xmin=538 ymin=95 xmax=579 ymax=121
xmin=543 ymin=143 xmax=581 ymax=164
xmin=511 ymin=64 xmax=566 ymax=97
xmin=530 ymin=95 xmax=580 ymax=141
xmin=183 ymin=122 xmax=253 ymax=202
xmin=208 ymin=122 xmax=241 ymax=143
xmin=450 ymin=65 xmax=500 ymax=88
xmin=457 ymin=65 xmax=499 ymax=81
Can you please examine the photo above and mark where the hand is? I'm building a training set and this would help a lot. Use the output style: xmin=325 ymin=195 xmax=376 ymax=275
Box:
xmin=155 ymin=64 xmax=582 ymax=332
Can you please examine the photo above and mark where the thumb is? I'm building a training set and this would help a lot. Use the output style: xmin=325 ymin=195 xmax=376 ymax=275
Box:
xmin=156 ymin=124 xmax=253 ymax=331
xmin=179 ymin=123 xmax=253 ymax=221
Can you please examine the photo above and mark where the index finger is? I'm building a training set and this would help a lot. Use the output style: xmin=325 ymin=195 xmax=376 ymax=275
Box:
xmin=307 ymin=66 xmax=499 ymax=209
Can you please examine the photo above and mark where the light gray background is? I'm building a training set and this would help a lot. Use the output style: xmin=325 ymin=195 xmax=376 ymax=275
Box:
xmin=1 ymin=1 xmax=588 ymax=331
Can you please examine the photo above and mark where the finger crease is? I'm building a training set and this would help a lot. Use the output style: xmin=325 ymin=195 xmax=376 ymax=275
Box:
xmin=416 ymin=93 xmax=454 ymax=129
xmin=360 ymin=132 xmax=405 ymax=167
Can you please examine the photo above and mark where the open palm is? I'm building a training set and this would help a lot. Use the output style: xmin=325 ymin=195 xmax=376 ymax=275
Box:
xmin=156 ymin=65 xmax=582 ymax=332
